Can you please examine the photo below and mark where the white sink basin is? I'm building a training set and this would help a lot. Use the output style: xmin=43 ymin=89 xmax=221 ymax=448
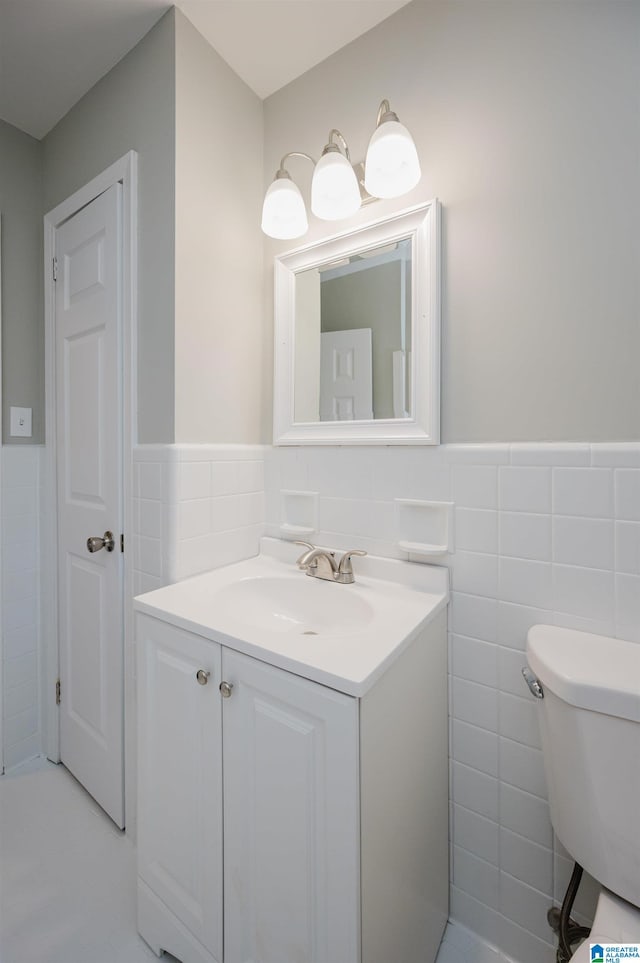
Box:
xmin=210 ymin=575 xmax=375 ymax=635
xmin=134 ymin=538 xmax=449 ymax=696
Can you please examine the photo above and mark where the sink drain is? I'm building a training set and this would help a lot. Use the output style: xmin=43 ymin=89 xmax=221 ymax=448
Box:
xmin=302 ymin=630 xmax=319 ymax=636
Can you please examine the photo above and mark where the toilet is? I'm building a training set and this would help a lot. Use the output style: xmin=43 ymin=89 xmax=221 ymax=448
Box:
xmin=525 ymin=625 xmax=640 ymax=959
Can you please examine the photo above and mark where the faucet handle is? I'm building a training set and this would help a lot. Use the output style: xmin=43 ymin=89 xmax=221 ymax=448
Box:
xmin=337 ymin=549 xmax=367 ymax=576
xmin=294 ymin=540 xmax=316 ymax=567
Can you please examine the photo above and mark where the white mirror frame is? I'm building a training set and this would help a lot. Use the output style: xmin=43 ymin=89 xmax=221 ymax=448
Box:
xmin=273 ymin=199 xmax=441 ymax=445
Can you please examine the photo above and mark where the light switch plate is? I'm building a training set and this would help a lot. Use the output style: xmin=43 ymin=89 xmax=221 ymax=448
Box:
xmin=10 ymin=406 xmax=32 ymax=437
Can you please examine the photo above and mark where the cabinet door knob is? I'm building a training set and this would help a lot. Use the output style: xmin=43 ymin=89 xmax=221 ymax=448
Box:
xmin=219 ymin=681 xmax=234 ymax=699
xmin=196 ymin=669 xmax=210 ymax=685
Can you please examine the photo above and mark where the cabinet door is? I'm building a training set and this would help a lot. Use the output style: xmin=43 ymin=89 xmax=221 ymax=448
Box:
xmin=137 ymin=614 xmax=223 ymax=960
xmin=222 ymin=649 xmax=360 ymax=963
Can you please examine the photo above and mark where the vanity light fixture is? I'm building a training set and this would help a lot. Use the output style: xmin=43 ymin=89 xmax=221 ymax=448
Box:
xmin=311 ymin=129 xmax=361 ymax=221
xmin=364 ymin=99 xmax=421 ymax=199
xmin=260 ymin=152 xmax=313 ymax=240
xmin=261 ymin=99 xmax=421 ymax=240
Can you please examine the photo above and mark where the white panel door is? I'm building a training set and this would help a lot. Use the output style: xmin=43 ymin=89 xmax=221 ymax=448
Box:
xmin=136 ymin=615 xmax=223 ymax=961
xmin=320 ymin=327 xmax=373 ymax=421
xmin=55 ymin=184 xmax=124 ymax=827
xmin=222 ymin=649 xmax=360 ymax=963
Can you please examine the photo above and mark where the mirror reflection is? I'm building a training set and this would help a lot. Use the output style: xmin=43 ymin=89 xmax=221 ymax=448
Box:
xmin=294 ymin=238 xmax=412 ymax=423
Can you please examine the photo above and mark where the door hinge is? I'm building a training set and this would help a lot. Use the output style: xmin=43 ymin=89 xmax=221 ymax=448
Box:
xmin=55 ymin=679 xmax=61 ymax=705
xmin=52 ymin=257 xmax=58 ymax=282
xmin=120 ymin=533 xmax=124 ymax=553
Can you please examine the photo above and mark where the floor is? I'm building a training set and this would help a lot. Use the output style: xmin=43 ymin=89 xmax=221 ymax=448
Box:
xmin=0 ymin=758 xmax=178 ymax=963
xmin=0 ymin=757 xmax=507 ymax=963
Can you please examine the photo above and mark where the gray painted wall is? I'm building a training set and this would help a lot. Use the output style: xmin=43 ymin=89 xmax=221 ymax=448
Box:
xmin=264 ymin=0 xmax=640 ymax=442
xmin=43 ymin=10 xmax=176 ymax=444
xmin=174 ymin=11 xmax=264 ymax=443
xmin=5 ymin=2 xmax=638 ymax=446
xmin=0 ymin=120 xmax=44 ymax=444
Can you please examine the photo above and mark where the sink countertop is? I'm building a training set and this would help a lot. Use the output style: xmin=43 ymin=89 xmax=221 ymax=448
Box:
xmin=134 ymin=537 xmax=449 ymax=696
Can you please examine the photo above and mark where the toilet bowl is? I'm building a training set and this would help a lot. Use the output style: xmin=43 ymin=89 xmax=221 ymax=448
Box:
xmin=571 ymin=889 xmax=640 ymax=962
xmin=525 ymin=625 xmax=640 ymax=953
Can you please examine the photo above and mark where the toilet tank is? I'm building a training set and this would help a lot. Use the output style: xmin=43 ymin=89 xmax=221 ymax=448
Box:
xmin=526 ymin=625 xmax=640 ymax=908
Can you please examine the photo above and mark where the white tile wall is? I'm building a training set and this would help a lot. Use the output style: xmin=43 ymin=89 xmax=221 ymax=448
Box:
xmin=265 ymin=442 xmax=640 ymax=963
xmin=2 ymin=446 xmax=42 ymax=771
xmin=133 ymin=445 xmax=266 ymax=590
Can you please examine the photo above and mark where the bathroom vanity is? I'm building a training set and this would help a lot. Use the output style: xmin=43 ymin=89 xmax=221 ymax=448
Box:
xmin=134 ymin=539 xmax=449 ymax=963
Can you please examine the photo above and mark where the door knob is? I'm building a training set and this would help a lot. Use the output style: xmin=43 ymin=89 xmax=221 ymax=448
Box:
xmin=219 ymin=681 xmax=234 ymax=699
xmin=86 ymin=531 xmax=115 ymax=553
xmin=196 ymin=669 xmax=210 ymax=686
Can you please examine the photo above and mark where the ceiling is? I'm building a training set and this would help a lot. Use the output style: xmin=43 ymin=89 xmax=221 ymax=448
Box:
xmin=0 ymin=0 xmax=411 ymax=140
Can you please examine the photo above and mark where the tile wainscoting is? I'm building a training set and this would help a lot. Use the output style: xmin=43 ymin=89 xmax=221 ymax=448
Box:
xmin=133 ymin=440 xmax=640 ymax=962
xmin=1 ymin=445 xmax=43 ymax=771
xmin=132 ymin=445 xmax=266 ymax=590
xmin=265 ymin=442 xmax=640 ymax=963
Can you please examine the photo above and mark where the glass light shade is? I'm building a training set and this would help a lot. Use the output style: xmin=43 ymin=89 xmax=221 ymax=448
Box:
xmin=364 ymin=120 xmax=421 ymax=199
xmin=311 ymin=151 xmax=361 ymax=221
xmin=261 ymin=176 xmax=308 ymax=240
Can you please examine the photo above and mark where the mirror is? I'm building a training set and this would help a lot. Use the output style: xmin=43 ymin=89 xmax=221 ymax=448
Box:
xmin=294 ymin=237 xmax=412 ymax=423
xmin=274 ymin=200 xmax=440 ymax=445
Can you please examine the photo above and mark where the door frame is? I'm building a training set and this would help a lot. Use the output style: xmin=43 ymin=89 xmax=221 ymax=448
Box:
xmin=42 ymin=151 xmax=137 ymax=827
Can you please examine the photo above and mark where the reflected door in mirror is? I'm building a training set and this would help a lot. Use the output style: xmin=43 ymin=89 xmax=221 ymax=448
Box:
xmin=320 ymin=329 xmax=373 ymax=420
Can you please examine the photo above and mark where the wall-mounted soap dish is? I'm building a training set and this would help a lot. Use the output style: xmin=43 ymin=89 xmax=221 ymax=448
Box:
xmin=395 ymin=499 xmax=454 ymax=557
xmin=280 ymin=490 xmax=319 ymax=538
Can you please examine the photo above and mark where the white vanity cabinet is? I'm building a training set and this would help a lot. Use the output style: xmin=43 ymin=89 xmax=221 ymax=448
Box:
xmin=135 ymin=567 xmax=449 ymax=963
xmin=136 ymin=613 xmax=361 ymax=963
xmin=136 ymin=616 xmax=223 ymax=963
xmin=221 ymin=646 xmax=360 ymax=963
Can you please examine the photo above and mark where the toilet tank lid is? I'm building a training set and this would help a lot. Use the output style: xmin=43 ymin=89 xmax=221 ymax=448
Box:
xmin=526 ymin=625 xmax=640 ymax=722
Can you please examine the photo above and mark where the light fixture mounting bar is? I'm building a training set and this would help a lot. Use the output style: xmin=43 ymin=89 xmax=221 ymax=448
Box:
xmin=352 ymin=162 xmax=376 ymax=205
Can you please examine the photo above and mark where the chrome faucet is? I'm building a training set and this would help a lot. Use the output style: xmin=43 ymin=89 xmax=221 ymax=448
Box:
xmin=295 ymin=542 xmax=367 ymax=584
